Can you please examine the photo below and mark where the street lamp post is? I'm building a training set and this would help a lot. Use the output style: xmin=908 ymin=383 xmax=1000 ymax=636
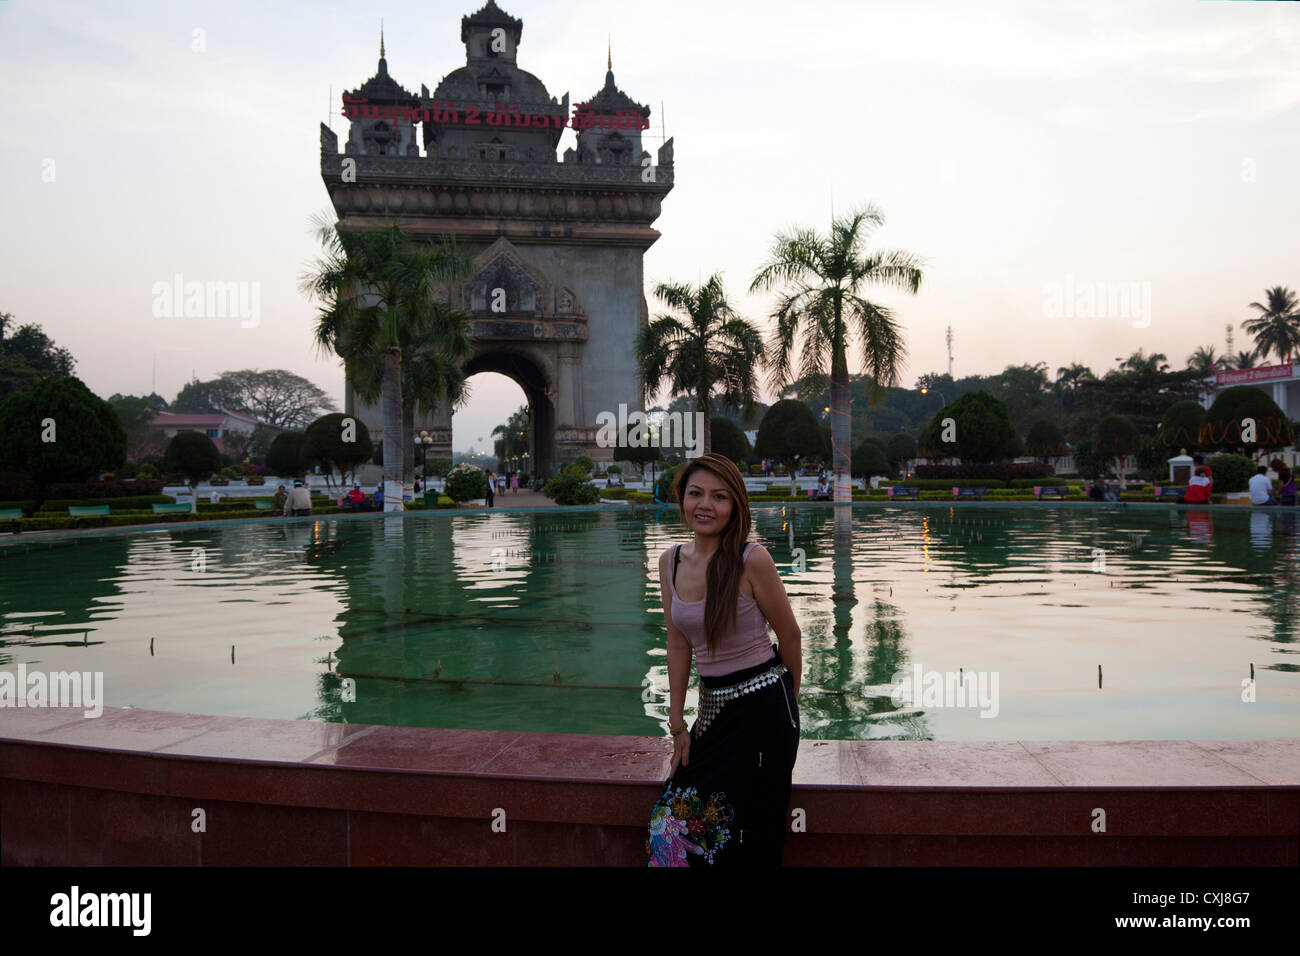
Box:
xmin=920 ymin=386 xmax=948 ymax=408
xmin=414 ymin=431 xmax=432 ymax=490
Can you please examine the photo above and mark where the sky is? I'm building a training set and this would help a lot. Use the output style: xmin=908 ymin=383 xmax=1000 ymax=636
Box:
xmin=1 ymin=0 xmax=1297 ymax=454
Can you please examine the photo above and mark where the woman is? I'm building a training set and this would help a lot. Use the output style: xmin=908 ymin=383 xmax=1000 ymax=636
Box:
xmin=484 ymin=469 xmax=495 ymax=507
xmin=1270 ymin=459 xmax=1296 ymax=507
xmin=645 ymin=453 xmax=802 ymax=867
xmin=510 ymin=472 xmax=519 ymax=494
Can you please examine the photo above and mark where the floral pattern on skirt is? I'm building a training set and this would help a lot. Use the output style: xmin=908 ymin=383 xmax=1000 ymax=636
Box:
xmin=645 ymin=785 xmax=735 ymax=866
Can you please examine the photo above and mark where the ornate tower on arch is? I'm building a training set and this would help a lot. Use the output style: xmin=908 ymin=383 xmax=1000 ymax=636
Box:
xmin=319 ymin=0 xmax=674 ymax=479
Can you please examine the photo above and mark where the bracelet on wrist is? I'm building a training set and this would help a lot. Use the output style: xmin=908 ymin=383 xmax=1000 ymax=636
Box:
xmin=668 ymin=720 xmax=687 ymax=736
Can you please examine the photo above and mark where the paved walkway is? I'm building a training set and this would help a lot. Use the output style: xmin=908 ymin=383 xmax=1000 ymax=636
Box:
xmin=480 ymin=489 xmax=559 ymax=509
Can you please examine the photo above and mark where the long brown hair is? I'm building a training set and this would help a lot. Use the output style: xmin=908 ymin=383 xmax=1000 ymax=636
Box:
xmin=671 ymin=453 xmax=752 ymax=655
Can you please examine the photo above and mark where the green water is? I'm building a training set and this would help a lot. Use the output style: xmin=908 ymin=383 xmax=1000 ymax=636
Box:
xmin=1 ymin=504 xmax=1297 ymax=741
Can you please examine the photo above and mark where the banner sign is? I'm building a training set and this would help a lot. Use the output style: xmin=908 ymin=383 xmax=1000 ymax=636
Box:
xmin=1215 ymin=363 xmax=1293 ymax=385
xmin=342 ymin=97 xmax=650 ymax=131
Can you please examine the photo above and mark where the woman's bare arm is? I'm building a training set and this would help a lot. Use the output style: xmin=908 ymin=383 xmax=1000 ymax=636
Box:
xmin=747 ymin=545 xmax=802 ymax=696
xmin=659 ymin=549 xmax=693 ymax=729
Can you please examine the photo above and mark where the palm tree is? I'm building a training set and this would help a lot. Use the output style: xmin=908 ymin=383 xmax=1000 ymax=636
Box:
xmin=1117 ymin=349 xmax=1169 ymax=374
xmin=1229 ymin=350 xmax=1258 ymax=370
xmin=1186 ymin=345 xmax=1220 ymax=378
xmin=301 ymin=214 xmax=473 ymax=510
xmin=750 ymin=204 xmax=923 ymax=503
xmin=634 ymin=273 xmax=768 ymax=457
xmin=1054 ymin=362 xmax=1095 ymax=416
xmin=1243 ymin=286 xmax=1300 ymax=365
xmin=492 ymin=405 xmax=530 ymax=470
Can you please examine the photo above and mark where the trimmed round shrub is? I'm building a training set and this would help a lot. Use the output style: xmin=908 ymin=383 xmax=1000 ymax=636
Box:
xmin=1158 ymin=400 xmax=1207 ymax=452
xmin=1202 ymin=386 xmax=1294 ymax=453
xmin=851 ymin=441 xmax=889 ymax=478
xmin=1206 ymin=454 xmax=1255 ymax=494
xmin=444 ymin=462 xmax=487 ymax=502
xmin=544 ymin=464 xmax=600 ymax=505
xmin=572 ymin=455 xmax=594 ymax=475
xmin=164 ymin=431 xmax=221 ymax=488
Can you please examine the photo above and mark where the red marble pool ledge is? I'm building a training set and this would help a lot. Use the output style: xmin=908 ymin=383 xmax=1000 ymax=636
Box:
xmin=0 ymin=707 xmax=1296 ymax=866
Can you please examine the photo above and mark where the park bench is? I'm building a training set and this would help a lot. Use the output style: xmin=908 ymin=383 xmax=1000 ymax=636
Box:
xmin=953 ymin=487 xmax=987 ymax=501
xmin=1153 ymin=487 xmax=1184 ymax=502
xmin=0 ymin=508 xmax=23 ymax=534
xmin=68 ymin=505 xmax=111 ymax=528
xmin=1034 ymin=486 xmax=1068 ymax=500
xmin=885 ymin=486 xmax=920 ymax=500
xmin=254 ymin=500 xmax=276 ymax=512
xmin=151 ymin=503 xmax=192 ymax=519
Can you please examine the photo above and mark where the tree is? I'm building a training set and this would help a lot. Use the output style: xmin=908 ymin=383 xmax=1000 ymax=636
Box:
xmin=754 ymin=400 xmax=825 ymax=493
xmin=710 ymin=418 xmax=751 ymax=463
xmin=886 ymin=433 xmax=917 ymax=471
xmin=267 ymin=431 xmax=309 ymax=477
xmin=491 ymin=405 xmax=530 ymax=472
xmin=1242 ymin=286 xmax=1300 ymax=365
xmin=635 ymin=273 xmax=768 ymax=457
xmin=1024 ymin=419 xmax=1067 ymax=462
xmin=171 ymin=376 xmax=245 ymax=415
xmin=303 ymin=413 xmax=374 ymax=491
xmin=1186 ymin=345 xmax=1221 ymax=379
xmin=1073 ymin=355 xmax=1200 ymax=438
xmin=0 ymin=377 xmax=125 ymax=489
xmin=852 ymin=440 xmax=889 ymax=479
xmin=302 ymin=214 xmax=474 ymax=512
xmin=217 ymin=370 xmax=334 ymax=429
xmin=919 ymin=391 xmax=1019 ymax=464
xmin=164 ymin=431 xmax=220 ymax=511
xmin=1095 ymin=414 xmax=1140 ymax=484
xmin=1201 ymin=386 xmax=1295 ymax=455
xmin=751 ymin=204 xmax=923 ymax=503
xmin=0 ymin=313 xmax=77 ymax=402
xmin=1156 ymin=400 xmax=1206 ymax=453
xmin=1071 ymin=436 xmax=1110 ymax=479
xmin=987 ymin=362 xmax=1060 ymax=435
xmin=1227 ymin=350 xmax=1257 ymax=371
xmin=1053 ymin=363 xmax=1096 ymax=417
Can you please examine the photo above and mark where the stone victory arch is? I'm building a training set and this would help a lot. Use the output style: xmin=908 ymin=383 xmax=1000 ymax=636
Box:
xmin=319 ymin=0 xmax=674 ymax=478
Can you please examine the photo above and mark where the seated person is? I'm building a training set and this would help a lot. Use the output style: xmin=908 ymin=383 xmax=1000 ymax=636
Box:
xmin=371 ymin=484 xmax=385 ymax=510
xmin=344 ymin=484 xmax=367 ymax=512
xmin=812 ymin=476 xmax=831 ymax=500
xmin=1181 ymin=467 xmax=1212 ymax=504
xmin=1086 ymin=477 xmax=1107 ymax=501
xmin=1249 ymin=465 xmax=1278 ymax=506
xmin=1270 ymin=459 xmax=1296 ymax=507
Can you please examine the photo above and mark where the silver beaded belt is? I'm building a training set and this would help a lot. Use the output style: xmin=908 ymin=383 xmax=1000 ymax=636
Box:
xmin=694 ymin=661 xmax=788 ymax=737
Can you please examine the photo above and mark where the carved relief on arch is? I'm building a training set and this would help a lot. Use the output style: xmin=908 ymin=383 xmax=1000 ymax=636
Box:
xmin=463 ymin=238 xmax=551 ymax=318
xmin=554 ymin=286 xmax=586 ymax=320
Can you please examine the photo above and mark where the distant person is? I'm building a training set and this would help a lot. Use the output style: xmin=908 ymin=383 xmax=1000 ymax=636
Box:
xmin=414 ymin=477 xmax=422 ymax=494
xmin=209 ymin=489 xmax=222 ymax=505
xmin=372 ymin=484 xmax=384 ymax=510
xmin=272 ymin=484 xmax=288 ymax=514
xmin=484 ymin=470 xmax=495 ymax=507
xmin=511 ymin=472 xmax=519 ymax=494
xmin=1192 ymin=454 xmax=1212 ymax=485
xmin=1249 ymin=465 xmax=1278 ymax=506
xmin=1180 ymin=467 xmax=1212 ymax=505
xmin=1269 ymin=459 xmax=1296 ymax=507
xmin=283 ymin=480 xmax=312 ymax=517
xmin=813 ymin=475 xmax=830 ymax=500
xmin=1087 ymin=477 xmax=1106 ymax=502
xmin=345 ymin=484 xmax=366 ymax=512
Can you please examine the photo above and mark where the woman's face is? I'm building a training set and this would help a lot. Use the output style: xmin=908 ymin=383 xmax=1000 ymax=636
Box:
xmin=683 ymin=468 xmax=733 ymax=537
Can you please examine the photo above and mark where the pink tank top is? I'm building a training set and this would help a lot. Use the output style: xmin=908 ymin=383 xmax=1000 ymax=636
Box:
xmin=669 ymin=541 xmax=774 ymax=676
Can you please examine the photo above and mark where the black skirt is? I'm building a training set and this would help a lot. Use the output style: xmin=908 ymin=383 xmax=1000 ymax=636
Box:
xmin=645 ymin=646 xmax=800 ymax=866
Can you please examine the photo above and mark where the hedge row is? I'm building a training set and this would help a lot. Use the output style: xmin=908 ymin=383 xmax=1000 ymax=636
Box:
xmin=39 ymin=495 xmax=174 ymax=512
xmin=914 ymin=463 xmax=1055 ymax=480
